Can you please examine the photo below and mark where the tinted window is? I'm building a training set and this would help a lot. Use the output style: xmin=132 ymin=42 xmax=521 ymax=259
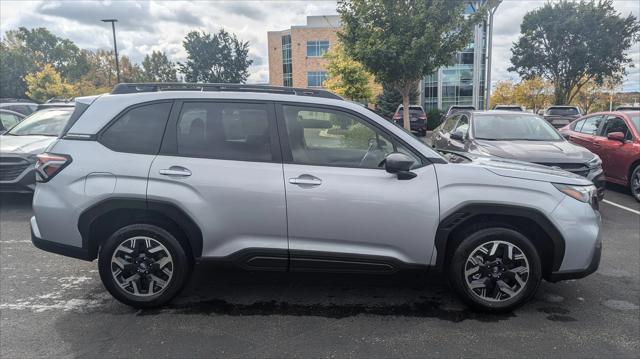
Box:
xmin=282 ymin=105 xmax=420 ymax=169
xmin=473 ymin=114 xmax=562 ymax=141
xmin=442 ymin=116 xmax=459 ymax=132
xmin=176 ymin=102 xmax=273 ymax=162
xmin=547 ymin=107 xmax=579 ymax=116
xmin=579 ymin=115 xmax=603 ymax=135
xmin=602 ymin=116 xmax=630 ymax=140
xmin=101 ymin=102 xmax=172 ymax=154
xmin=7 ymin=108 xmax=73 ymax=136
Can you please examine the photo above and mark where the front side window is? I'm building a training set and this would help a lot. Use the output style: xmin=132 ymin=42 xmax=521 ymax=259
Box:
xmin=6 ymin=108 xmax=73 ymax=136
xmin=579 ymin=115 xmax=603 ymax=135
xmin=306 ymin=40 xmax=330 ymax=57
xmin=602 ymin=116 xmax=631 ymax=140
xmin=282 ymin=105 xmax=420 ymax=169
xmin=307 ymin=71 xmax=327 ymax=87
xmin=0 ymin=113 xmax=21 ymax=130
xmin=454 ymin=115 xmax=469 ymax=134
xmin=101 ymin=102 xmax=172 ymax=154
xmin=176 ymin=102 xmax=273 ymax=162
xmin=442 ymin=116 xmax=459 ymax=133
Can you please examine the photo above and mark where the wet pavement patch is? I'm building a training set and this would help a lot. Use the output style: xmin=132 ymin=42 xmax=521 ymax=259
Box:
xmin=538 ymin=307 xmax=577 ymax=322
xmin=138 ymin=298 xmax=515 ymax=322
xmin=546 ymin=314 xmax=578 ymax=322
xmin=602 ymin=299 xmax=639 ymax=311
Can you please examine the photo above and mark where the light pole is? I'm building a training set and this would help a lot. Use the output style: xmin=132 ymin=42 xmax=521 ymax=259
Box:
xmin=101 ymin=19 xmax=120 ymax=84
xmin=484 ymin=0 xmax=502 ymax=110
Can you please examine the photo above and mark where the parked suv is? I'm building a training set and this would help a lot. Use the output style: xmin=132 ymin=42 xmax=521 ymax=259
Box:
xmin=31 ymin=84 xmax=601 ymax=312
xmin=543 ymin=106 xmax=582 ymax=128
xmin=392 ymin=105 xmax=427 ymax=136
xmin=430 ymin=110 xmax=606 ymax=199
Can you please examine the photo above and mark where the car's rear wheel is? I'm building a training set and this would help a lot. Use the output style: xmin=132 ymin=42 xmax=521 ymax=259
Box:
xmin=630 ymin=164 xmax=640 ymax=202
xmin=449 ymin=227 xmax=541 ymax=312
xmin=98 ymin=224 xmax=192 ymax=308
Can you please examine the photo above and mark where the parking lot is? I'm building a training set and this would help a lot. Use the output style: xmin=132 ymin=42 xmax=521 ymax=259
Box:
xmin=0 ymin=186 xmax=638 ymax=358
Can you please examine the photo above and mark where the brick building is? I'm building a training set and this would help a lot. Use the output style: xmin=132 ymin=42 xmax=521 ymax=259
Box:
xmin=267 ymin=15 xmax=340 ymax=88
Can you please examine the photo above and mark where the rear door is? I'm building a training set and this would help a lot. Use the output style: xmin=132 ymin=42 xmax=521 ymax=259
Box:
xmin=277 ymin=104 xmax=440 ymax=270
xmin=571 ymin=115 xmax=603 ymax=153
xmin=147 ymin=100 xmax=288 ymax=267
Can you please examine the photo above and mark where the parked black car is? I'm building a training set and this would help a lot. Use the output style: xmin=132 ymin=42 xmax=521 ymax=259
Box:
xmin=543 ymin=106 xmax=582 ymax=128
xmin=493 ymin=105 xmax=524 ymax=111
xmin=0 ymin=99 xmax=38 ymax=116
xmin=429 ymin=110 xmax=605 ymax=199
xmin=392 ymin=105 xmax=428 ymax=136
xmin=446 ymin=105 xmax=475 ymax=116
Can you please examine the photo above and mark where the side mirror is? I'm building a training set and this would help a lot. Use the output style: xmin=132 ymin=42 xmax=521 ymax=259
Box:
xmin=450 ymin=130 xmax=465 ymax=141
xmin=607 ymin=132 xmax=625 ymax=142
xmin=384 ymin=152 xmax=417 ymax=180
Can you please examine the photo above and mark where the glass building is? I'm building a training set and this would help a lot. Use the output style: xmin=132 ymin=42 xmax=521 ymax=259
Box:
xmin=420 ymin=2 xmax=490 ymax=111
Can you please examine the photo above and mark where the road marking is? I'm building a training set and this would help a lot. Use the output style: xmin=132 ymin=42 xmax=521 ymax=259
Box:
xmin=602 ymin=200 xmax=640 ymax=215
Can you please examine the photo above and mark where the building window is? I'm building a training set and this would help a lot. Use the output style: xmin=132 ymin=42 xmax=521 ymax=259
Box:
xmin=282 ymin=35 xmax=292 ymax=87
xmin=306 ymin=40 xmax=330 ymax=57
xmin=307 ymin=71 xmax=327 ymax=87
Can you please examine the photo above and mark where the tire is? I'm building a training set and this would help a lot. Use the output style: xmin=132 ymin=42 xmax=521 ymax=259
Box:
xmin=448 ymin=227 xmax=542 ymax=312
xmin=630 ymin=164 xmax=640 ymax=202
xmin=98 ymin=224 xmax=192 ymax=308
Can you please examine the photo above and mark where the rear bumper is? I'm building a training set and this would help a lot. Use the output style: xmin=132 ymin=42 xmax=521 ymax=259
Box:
xmin=394 ymin=119 xmax=427 ymax=132
xmin=30 ymin=216 xmax=92 ymax=261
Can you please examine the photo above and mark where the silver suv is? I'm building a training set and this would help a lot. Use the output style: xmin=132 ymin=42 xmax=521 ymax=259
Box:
xmin=31 ymin=84 xmax=602 ymax=312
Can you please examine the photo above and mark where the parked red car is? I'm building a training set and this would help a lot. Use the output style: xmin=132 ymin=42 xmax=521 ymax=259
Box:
xmin=559 ymin=111 xmax=640 ymax=201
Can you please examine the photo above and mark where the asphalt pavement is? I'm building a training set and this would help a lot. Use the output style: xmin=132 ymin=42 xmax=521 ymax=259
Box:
xmin=1 ymin=185 xmax=638 ymax=358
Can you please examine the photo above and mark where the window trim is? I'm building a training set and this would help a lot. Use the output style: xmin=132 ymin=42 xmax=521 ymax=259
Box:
xmin=577 ymin=115 xmax=603 ymax=136
xmin=97 ymin=100 xmax=174 ymax=155
xmin=159 ymin=99 xmax=282 ymax=163
xmin=274 ymin=102 xmax=429 ymax=170
xmin=306 ymin=40 xmax=330 ymax=58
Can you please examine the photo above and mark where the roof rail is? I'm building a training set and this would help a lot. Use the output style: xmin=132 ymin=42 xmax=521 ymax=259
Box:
xmin=110 ymin=83 xmax=343 ymax=100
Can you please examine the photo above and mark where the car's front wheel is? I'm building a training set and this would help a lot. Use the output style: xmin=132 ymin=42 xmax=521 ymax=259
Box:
xmin=630 ymin=164 xmax=640 ymax=202
xmin=449 ymin=227 xmax=541 ymax=312
xmin=98 ymin=224 xmax=192 ymax=308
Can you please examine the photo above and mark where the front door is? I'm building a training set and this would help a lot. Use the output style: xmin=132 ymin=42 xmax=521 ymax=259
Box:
xmin=277 ymin=104 xmax=440 ymax=271
xmin=147 ymin=100 xmax=288 ymax=269
xmin=597 ymin=115 xmax=634 ymax=182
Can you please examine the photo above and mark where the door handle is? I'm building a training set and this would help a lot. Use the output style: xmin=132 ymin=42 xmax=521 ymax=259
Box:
xmin=159 ymin=166 xmax=192 ymax=177
xmin=289 ymin=175 xmax=322 ymax=186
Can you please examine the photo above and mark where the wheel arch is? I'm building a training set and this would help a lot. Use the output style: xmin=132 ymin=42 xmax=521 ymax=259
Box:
xmin=434 ymin=203 xmax=565 ymax=279
xmin=78 ymin=198 xmax=203 ymax=261
xmin=628 ymin=158 xmax=640 ymax=183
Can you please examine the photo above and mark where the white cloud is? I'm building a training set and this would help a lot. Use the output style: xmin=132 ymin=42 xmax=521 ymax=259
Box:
xmin=1 ymin=0 xmax=637 ymax=89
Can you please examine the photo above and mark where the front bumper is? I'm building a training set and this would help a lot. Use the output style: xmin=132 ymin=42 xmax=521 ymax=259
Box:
xmin=0 ymin=154 xmax=36 ymax=193
xmin=548 ymin=236 xmax=601 ymax=282
xmin=587 ymin=167 xmax=606 ymax=200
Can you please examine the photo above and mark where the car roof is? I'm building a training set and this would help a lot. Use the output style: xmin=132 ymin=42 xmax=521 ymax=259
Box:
xmin=0 ymin=108 xmax=25 ymax=116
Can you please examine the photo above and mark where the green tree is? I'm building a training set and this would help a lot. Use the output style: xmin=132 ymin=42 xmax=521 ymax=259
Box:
xmin=142 ymin=51 xmax=178 ymax=82
xmin=509 ymin=0 xmax=640 ymax=105
xmin=179 ymin=29 xmax=252 ymax=83
xmin=375 ymin=83 xmax=419 ymax=119
xmin=323 ymin=44 xmax=379 ymax=102
xmin=0 ymin=42 xmax=35 ymax=98
xmin=6 ymin=27 xmax=89 ymax=82
xmin=25 ymin=64 xmax=77 ymax=102
xmin=338 ymin=0 xmax=484 ymax=130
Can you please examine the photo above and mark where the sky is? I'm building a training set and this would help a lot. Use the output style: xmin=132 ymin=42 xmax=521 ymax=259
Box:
xmin=1 ymin=0 xmax=639 ymax=91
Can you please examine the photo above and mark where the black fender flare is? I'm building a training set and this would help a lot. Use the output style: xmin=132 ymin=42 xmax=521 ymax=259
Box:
xmin=78 ymin=198 xmax=203 ymax=260
xmin=434 ymin=203 xmax=565 ymax=273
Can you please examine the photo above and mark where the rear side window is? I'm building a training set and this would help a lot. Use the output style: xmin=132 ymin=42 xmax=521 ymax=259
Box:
xmin=579 ymin=115 xmax=603 ymax=135
xmin=571 ymin=119 xmax=585 ymax=132
xmin=101 ymin=102 xmax=172 ymax=154
xmin=176 ymin=102 xmax=273 ymax=162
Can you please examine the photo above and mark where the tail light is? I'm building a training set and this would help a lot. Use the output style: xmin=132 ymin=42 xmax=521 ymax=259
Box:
xmin=393 ymin=113 xmax=401 ymax=120
xmin=35 ymin=153 xmax=72 ymax=182
xmin=418 ymin=115 xmax=427 ymax=120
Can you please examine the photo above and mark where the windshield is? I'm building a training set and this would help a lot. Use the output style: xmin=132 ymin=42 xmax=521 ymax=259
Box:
xmin=629 ymin=114 xmax=639 ymax=132
xmin=473 ymin=114 xmax=563 ymax=141
xmin=547 ymin=107 xmax=579 ymax=116
xmin=6 ymin=108 xmax=73 ymax=136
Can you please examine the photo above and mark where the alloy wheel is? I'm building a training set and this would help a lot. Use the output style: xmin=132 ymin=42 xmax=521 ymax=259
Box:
xmin=631 ymin=168 xmax=640 ymax=201
xmin=464 ymin=240 xmax=530 ymax=302
xmin=110 ymin=236 xmax=174 ymax=297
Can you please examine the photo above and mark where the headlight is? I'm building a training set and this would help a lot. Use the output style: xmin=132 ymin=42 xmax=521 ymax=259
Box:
xmin=587 ymin=155 xmax=602 ymax=169
xmin=553 ymin=183 xmax=596 ymax=203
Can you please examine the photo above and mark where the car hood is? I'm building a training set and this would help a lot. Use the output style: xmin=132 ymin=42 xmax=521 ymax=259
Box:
xmin=442 ymin=150 xmax=592 ymax=185
xmin=471 ymin=139 xmax=594 ymax=164
xmin=0 ymin=135 xmax=56 ymax=155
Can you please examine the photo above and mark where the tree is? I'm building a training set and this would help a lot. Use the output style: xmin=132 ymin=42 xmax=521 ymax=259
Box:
xmin=179 ymin=29 xmax=252 ymax=83
xmin=0 ymin=42 xmax=35 ymax=98
xmin=338 ymin=0 xmax=484 ymax=130
xmin=25 ymin=64 xmax=77 ymax=102
xmin=490 ymin=80 xmax=517 ymax=108
xmin=513 ymin=77 xmax=553 ymax=112
xmin=375 ymin=83 xmax=419 ymax=119
xmin=509 ymin=0 xmax=640 ymax=105
xmin=323 ymin=44 xmax=380 ymax=102
xmin=142 ymin=51 xmax=178 ymax=82
xmin=6 ymin=27 xmax=89 ymax=82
